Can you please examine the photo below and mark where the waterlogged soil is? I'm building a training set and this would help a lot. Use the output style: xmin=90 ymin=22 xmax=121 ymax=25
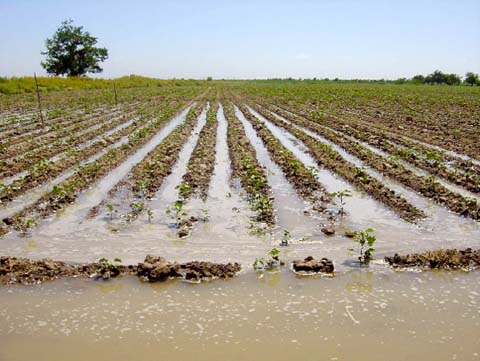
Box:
xmin=1 ymin=270 xmax=479 ymax=361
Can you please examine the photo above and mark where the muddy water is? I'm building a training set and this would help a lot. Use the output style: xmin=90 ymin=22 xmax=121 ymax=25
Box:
xmin=246 ymin=106 xmax=480 ymax=268
xmin=234 ymin=106 xmax=322 ymax=240
xmin=0 ymin=114 xmax=151 ymax=219
xmin=1 ymin=270 xmax=479 ymax=361
xmin=0 ymin=112 xmax=139 ymax=187
xmin=184 ymin=104 xmax=259 ymax=258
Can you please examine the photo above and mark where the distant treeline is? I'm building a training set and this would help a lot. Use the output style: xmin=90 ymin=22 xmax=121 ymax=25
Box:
xmin=257 ymin=70 xmax=480 ymax=86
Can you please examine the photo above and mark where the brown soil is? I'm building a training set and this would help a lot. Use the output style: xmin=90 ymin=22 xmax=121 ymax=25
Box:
xmin=385 ymin=248 xmax=480 ymax=270
xmin=292 ymin=256 xmax=334 ymax=274
xmin=0 ymin=255 xmax=242 ymax=285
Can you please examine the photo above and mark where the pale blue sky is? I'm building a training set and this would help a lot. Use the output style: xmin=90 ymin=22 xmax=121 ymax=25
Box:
xmin=0 ymin=0 xmax=479 ymax=79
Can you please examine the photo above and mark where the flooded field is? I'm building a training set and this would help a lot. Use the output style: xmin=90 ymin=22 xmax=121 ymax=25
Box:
xmin=1 ymin=83 xmax=479 ymax=360
xmin=1 ymin=270 xmax=479 ymax=361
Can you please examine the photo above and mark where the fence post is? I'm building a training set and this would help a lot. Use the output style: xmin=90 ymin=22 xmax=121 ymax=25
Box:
xmin=114 ymin=83 xmax=118 ymax=106
xmin=34 ymin=72 xmax=45 ymax=126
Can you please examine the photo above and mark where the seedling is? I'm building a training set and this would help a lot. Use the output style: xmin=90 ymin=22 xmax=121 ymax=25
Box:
xmin=281 ymin=229 xmax=291 ymax=246
xmin=253 ymin=248 xmax=285 ymax=270
xmin=105 ymin=203 xmax=117 ymax=220
xmin=348 ymin=228 xmax=376 ymax=265
xmin=97 ymin=257 xmax=122 ymax=278
xmin=199 ymin=208 xmax=210 ymax=223
xmin=147 ymin=208 xmax=154 ymax=223
xmin=19 ymin=218 xmax=36 ymax=236
xmin=129 ymin=202 xmax=145 ymax=219
xmin=330 ymin=189 xmax=352 ymax=216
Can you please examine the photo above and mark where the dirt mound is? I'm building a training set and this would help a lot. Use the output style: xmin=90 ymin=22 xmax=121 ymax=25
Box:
xmin=385 ymin=248 xmax=480 ymax=270
xmin=292 ymin=256 xmax=334 ymax=274
xmin=137 ymin=255 xmax=241 ymax=282
xmin=0 ymin=255 xmax=242 ymax=285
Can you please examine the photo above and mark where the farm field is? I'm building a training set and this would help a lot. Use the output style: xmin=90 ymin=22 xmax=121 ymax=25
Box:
xmin=1 ymin=82 xmax=480 ymax=360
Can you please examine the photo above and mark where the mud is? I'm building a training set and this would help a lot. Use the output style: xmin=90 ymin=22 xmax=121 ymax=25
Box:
xmin=137 ymin=255 xmax=241 ymax=282
xmin=237 ymin=103 xmax=330 ymax=212
xmin=0 ymin=255 xmax=241 ymax=285
xmin=292 ymin=256 xmax=334 ymax=274
xmin=181 ymin=102 xmax=219 ymax=200
xmin=385 ymin=248 xmax=480 ymax=270
xmin=224 ymin=102 xmax=274 ymax=224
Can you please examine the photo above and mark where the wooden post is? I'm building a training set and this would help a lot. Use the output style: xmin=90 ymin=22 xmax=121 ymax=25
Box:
xmin=113 ymin=83 xmax=118 ymax=106
xmin=34 ymin=72 xmax=45 ymax=126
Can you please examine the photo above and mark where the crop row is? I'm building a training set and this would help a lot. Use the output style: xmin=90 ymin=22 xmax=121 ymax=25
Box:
xmin=236 ymin=103 xmax=330 ymax=211
xmin=224 ymin=102 xmax=275 ymax=225
xmin=263 ymin=105 xmax=480 ymax=221
xmin=251 ymin=104 xmax=426 ymax=222
xmin=0 ymin=100 xmax=193 ymax=235
xmin=180 ymin=102 xmax=219 ymax=200
xmin=268 ymin=104 xmax=480 ymax=194
xmin=278 ymin=102 xmax=480 ymax=181
xmin=128 ymin=101 xmax=207 ymax=200
xmin=0 ymin=107 xmax=139 ymax=177
xmin=0 ymin=100 xmax=182 ymax=203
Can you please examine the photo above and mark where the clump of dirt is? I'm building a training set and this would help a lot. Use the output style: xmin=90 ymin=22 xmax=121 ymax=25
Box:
xmin=321 ymin=226 xmax=336 ymax=235
xmin=0 ymin=256 xmax=133 ymax=285
xmin=385 ymin=248 xmax=480 ymax=270
xmin=137 ymin=255 xmax=241 ymax=282
xmin=0 ymin=255 xmax=242 ymax=285
xmin=292 ymin=256 xmax=334 ymax=274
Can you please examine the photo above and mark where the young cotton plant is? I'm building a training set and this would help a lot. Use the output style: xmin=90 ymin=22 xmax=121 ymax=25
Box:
xmin=253 ymin=248 xmax=285 ymax=271
xmin=330 ymin=189 xmax=352 ymax=216
xmin=349 ymin=228 xmax=376 ymax=265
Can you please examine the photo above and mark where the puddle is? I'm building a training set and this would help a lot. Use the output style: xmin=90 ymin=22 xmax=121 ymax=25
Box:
xmin=0 ymin=270 xmax=479 ymax=361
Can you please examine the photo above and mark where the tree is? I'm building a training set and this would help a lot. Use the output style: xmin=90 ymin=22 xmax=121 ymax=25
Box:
xmin=465 ymin=72 xmax=479 ymax=86
xmin=412 ymin=74 xmax=425 ymax=84
xmin=41 ymin=19 xmax=108 ymax=77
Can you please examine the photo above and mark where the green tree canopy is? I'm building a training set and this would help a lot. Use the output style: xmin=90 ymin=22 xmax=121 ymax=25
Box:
xmin=465 ymin=72 xmax=479 ymax=86
xmin=41 ymin=19 xmax=108 ymax=77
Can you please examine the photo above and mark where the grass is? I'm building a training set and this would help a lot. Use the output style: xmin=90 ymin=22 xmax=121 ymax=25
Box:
xmin=0 ymin=75 xmax=207 ymax=94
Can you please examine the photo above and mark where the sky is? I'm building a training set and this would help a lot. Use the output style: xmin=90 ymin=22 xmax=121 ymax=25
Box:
xmin=0 ymin=0 xmax=479 ymax=79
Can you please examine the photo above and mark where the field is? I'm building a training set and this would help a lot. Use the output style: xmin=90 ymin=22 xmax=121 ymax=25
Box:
xmin=1 ymin=82 xmax=480 ymax=359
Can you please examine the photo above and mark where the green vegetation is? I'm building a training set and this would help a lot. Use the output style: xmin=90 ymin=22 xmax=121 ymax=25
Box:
xmin=42 ymin=19 xmax=108 ymax=77
xmin=253 ymin=248 xmax=285 ymax=270
xmin=0 ymin=75 xmax=206 ymax=95
xmin=330 ymin=189 xmax=352 ymax=216
xmin=349 ymin=228 xmax=377 ymax=265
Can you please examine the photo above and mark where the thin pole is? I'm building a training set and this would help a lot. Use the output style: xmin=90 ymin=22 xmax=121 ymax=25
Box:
xmin=114 ymin=83 xmax=118 ymax=106
xmin=34 ymin=72 xmax=44 ymax=126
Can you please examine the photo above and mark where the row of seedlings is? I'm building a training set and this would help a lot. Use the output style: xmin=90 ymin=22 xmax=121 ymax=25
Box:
xmin=251 ymin=104 xmax=426 ymax=222
xmin=173 ymin=101 xmax=219 ymax=237
xmin=264 ymin=103 xmax=480 ymax=220
xmin=0 ymin=100 xmax=183 ymax=203
xmin=0 ymin=99 xmax=196 ymax=235
xmin=236 ymin=103 xmax=330 ymax=214
xmin=223 ymin=102 xmax=275 ymax=225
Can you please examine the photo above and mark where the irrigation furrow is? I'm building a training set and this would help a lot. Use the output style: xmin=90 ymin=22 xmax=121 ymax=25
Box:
xmin=252 ymin=104 xmax=426 ymax=222
xmin=0 ymin=108 xmax=142 ymax=180
xmin=0 ymin=106 xmax=117 ymax=146
xmin=0 ymin=101 xmax=185 ymax=221
xmin=0 ymin=102 xmax=175 ymax=203
xmin=224 ymin=102 xmax=274 ymax=225
xmin=0 ymin=101 xmax=195 ymax=234
xmin=273 ymin=103 xmax=480 ymax=175
xmin=266 ymin=104 xmax=480 ymax=201
xmin=233 ymin=105 xmax=320 ymax=238
xmin=0 ymin=106 xmax=136 ymax=161
xmin=179 ymin=102 xmax=219 ymax=201
xmin=266 ymin=104 xmax=480 ymax=221
xmin=236 ymin=104 xmax=330 ymax=212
